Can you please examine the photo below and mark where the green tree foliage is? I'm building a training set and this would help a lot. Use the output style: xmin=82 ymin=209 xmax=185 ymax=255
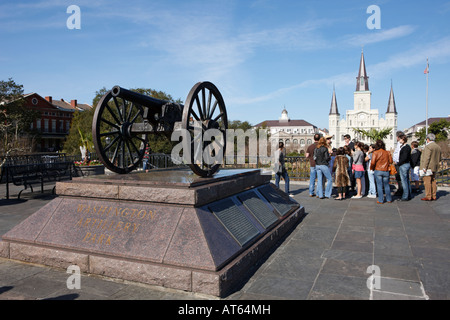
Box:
xmin=352 ymin=127 xmax=393 ymax=143
xmin=62 ymin=108 xmax=95 ymax=155
xmin=0 ymin=78 xmax=39 ymax=154
xmin=416 ymin=119 xmax=450 ymax=145
xmin=228 ymin=120 xmax=253 ymax=131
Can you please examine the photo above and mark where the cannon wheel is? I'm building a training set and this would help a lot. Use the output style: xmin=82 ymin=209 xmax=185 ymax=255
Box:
xmin=92 ymin=91 xmax=147 ymax=174
xmin=181 ymin=82 xmax=228 ymax=177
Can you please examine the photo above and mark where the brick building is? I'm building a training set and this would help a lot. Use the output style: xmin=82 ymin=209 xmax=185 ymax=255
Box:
xmin=23 ymin=93 xmax=92 ymax=152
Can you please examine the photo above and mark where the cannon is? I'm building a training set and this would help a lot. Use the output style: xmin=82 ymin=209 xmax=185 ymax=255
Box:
xmin=92 ymin=81 xmax=228 ymax=177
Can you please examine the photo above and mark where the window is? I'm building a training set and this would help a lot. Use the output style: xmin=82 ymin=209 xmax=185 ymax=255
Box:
xmin=44 ymin=119 xmax=49 ymax=132
xmin=307 ymin=139 xmax=312 ymax=145
xmin=300 ymin=139 xmax=305 ymax=146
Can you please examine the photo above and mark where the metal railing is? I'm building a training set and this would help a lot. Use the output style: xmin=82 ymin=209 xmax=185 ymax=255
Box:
xmin=438 ymin=158 xmax=450 ymax=185
xmin=3 ymin=152 xmax=447 ymax=186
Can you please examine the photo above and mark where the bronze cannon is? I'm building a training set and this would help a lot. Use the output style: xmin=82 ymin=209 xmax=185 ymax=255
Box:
xmin=92 ymin=82 xmax=228 ymax=177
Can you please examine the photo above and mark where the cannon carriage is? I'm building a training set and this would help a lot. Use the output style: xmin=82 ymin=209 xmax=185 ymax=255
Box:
xmin=92 ymin=81 xmax=228 ymax=177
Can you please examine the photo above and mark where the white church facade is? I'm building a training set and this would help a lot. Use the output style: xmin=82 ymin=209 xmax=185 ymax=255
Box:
xmin=328 ymin=50 xmax=398 ymax=151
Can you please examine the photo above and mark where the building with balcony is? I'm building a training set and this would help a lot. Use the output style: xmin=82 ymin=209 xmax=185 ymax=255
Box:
xmin=23 ymin=93 xmax=92 ymax=152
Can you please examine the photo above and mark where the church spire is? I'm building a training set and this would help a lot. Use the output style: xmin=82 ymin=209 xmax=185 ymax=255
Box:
xmin=386 ymin=83 xmax=397 ymax=114
xmin=356 ymin=49 xmax=369 ymax=92
xmin=329 ymin=86 xmax=340 ymax=115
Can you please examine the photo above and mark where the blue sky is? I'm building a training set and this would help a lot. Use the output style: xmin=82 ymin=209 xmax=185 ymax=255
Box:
xmin=1 ymin=0 xmax=449 ymax=132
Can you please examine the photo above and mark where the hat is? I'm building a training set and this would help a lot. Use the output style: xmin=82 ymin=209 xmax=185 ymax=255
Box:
xmin=325 ymin=135 xmax=333 ymax=139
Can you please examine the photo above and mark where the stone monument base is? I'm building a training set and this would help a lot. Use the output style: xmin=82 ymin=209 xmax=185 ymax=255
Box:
xmin=1 ymin=168 xmax=304 ymax=297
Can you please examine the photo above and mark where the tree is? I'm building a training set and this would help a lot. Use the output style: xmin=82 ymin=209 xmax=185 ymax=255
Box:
xmin=415 ymin=119 xmax=450 ymax=145
xmin=352 ymin=127 xmax=393 ymax=143
xmin=0 ymin=78 xmax=39 ymax=154
xmin=62 ymin=108 xmax=95 ymax=155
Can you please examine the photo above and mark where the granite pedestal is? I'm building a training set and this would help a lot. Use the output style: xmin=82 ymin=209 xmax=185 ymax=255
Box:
xmin=1 ymin=168 xmax=304 ymax=297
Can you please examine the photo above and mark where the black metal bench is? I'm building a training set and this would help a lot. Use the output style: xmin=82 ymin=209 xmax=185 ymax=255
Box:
xmin=5 ymin=161 xmax=73 ymax=199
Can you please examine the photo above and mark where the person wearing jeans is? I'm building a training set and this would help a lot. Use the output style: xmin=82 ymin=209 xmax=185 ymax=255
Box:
xmin=370 ymin=139 xmax=393 ymax=204
xmin=374 ymin=170 xmax=392 ymax=203
xmin=314 ymin=137 xmax=332 ymax=199
xmin=317 ymin=165 xmax=333 ymax=199
xmin=308 ymin=166 xmax=317 ymax=196
xmin=367 ymin=169 xmax=377 ymax=198
xmin=306 ymin=134 xmax=320 ymax=197
xmin=398 ymin=135 xmax=412 ymax=201
xmin=398 ymin=163 xmax=412 ymax=201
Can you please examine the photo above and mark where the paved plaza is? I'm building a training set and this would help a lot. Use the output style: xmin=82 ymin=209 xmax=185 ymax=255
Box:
xmin=0 ymin=180 xmax=449 ymax=301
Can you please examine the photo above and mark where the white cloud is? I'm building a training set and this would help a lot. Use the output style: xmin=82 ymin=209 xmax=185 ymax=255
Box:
xmin=370 ymin=36 xmax=450 ymax=77
xmin=343 ymin=25 xmax=416 ymax=47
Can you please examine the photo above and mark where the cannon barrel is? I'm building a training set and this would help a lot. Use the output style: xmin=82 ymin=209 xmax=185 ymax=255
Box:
xmin=111 ymin=85 xmax=180 ymax=111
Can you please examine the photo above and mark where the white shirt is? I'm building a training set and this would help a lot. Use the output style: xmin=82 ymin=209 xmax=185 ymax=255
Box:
xmin=393 ymin=141 xmax=402 ymax=163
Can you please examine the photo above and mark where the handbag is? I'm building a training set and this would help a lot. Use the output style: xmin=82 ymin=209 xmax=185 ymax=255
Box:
xmin=389 ymin=164 xmax=397 ymax=176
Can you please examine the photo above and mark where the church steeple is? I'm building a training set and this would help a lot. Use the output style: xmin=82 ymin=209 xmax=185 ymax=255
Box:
xmin=329 ymin=86 xmax=340 ymax=115
xmin=386 ymin=83 xmax=397 ymax=114
xmin=356 ymin=49 xmax=369 ymax=92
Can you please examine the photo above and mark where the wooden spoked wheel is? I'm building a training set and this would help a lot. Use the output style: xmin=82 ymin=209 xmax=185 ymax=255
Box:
xmin=181 ymin=82 xmax=228 ymax=177
xmin=92 ymin=91 xmax=147 ymax=174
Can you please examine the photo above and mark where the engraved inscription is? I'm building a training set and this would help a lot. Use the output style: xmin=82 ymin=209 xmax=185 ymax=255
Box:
xmin=209 ymin=199 xmax=260 ymax=247
xmin=74 ymin=203 xmax=156 ymax=246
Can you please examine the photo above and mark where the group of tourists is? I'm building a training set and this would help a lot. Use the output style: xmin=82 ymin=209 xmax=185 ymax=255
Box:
xmin=300 ymin=132 xmax=442 ymax=204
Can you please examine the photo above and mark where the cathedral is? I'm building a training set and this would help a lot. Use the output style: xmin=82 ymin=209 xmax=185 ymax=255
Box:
xmin=328 ymin=50 xmax=398 ymax=151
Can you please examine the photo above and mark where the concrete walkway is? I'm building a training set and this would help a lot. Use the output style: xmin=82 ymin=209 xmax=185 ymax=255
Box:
xmin=0 ymin=181 xmax=449 ymax=300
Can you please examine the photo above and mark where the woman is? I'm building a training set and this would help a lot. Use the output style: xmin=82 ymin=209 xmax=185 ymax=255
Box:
xmin=410 ymin=141 xmax=421 ymax=193
xmin=332 ymin=147 xmax=350 ymax=200
xmin=343 ymin=145 xmax=353 ymax=196
xmin=370 ymin=140 xmax=393 ymax=204
xmin=398 ymin=135 xmax=412 ymax=201
xmin=365 ymin=144 xmax=377 ymax=198
xmin=352 ymin=142 xmax=365 ymax=199
xmin=314 ymin=137 xmax=332 ymax=199
xmin=274 ymin=141 xmax=290 ymax=194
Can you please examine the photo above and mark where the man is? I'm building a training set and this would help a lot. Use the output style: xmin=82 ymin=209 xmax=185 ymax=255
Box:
xmin=392 ymin=131 xmax=405 ymax=196
xmin=420 ymin=133 xmax=442 ymax=201
xmin=306 ymin=133 xmax=320 ymax=197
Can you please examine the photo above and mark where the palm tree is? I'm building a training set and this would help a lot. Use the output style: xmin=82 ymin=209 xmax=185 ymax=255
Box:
xmin=352 ymin=128 xmax=393 ymax=143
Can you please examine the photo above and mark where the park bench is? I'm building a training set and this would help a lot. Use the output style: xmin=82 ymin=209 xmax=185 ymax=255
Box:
xmin=4 ymin=161 xmax=73 ymax=199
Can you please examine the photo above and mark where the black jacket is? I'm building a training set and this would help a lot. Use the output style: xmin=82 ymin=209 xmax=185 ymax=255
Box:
xmin=410 ymin=149 xmax=421 ymax=168
xmin=398 ymin=144 xmax=412 ymax=166
xmin=314 ymin=146 xmax=330 ymax=166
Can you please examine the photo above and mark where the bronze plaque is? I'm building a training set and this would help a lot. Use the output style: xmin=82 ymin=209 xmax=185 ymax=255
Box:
xmin=238 ymin=191 xmax=278 ymax=229
xmin=208 ymin=199 xmax=260 ymax=247
xmin=259 ymin=185 xmax=298 ymax=217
